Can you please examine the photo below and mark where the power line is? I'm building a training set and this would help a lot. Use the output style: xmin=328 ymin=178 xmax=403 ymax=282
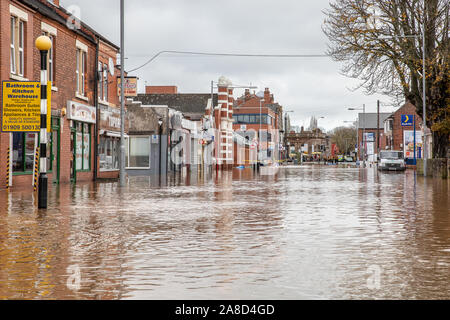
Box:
xmin=126 ymin=50 xmax=330 ymax=73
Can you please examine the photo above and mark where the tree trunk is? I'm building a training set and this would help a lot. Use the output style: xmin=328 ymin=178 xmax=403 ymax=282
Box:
xmin=432 ymin=131 xmax=449 ymax=158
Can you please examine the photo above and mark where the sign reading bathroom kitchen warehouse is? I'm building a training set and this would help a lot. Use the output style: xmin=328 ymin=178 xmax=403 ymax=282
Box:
xmin=2 ymin=81 xmax=51 ymax=132
xmin=67 ymin=100 xmax=96 ymax=123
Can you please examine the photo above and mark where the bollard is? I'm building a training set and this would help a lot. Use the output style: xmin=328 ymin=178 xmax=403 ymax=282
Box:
xmin=33 ymin=146 xmax=40 ymax=192
xmin=6 ymin=147 xmax=10 ymax=189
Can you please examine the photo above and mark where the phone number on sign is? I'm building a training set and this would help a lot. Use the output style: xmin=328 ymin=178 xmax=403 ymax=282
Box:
xmin=2 ymin=124 xmax=40 ymax=131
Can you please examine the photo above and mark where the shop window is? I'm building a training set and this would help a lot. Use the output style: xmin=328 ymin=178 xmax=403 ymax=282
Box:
xmin=12 ymin=133 xmax=35 ymax=173
xmin=99 ymin=136 xmax=120 ymax=170
xmin=126 ymin=136 xmax=150 ymax=169
xmin=74 ymin=122 xmax=90 ymax=171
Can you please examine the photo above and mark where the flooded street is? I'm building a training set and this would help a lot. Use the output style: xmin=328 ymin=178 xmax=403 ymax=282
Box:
xmin=0 ymin=166 xmax=448 ymax=300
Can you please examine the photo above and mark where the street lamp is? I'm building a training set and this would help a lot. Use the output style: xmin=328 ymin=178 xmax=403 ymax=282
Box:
xmin=35 ymin=35 xmax=52 ymax=209
xmin=258 ymin=97 xmax=265 ymax=169
xmin=158 ymin=118 xmax=163 ymax=178
xmin=119 ymin=0 xmax=126 ymax=187
xmin=348 ymin=104 xmax=366 ymax=168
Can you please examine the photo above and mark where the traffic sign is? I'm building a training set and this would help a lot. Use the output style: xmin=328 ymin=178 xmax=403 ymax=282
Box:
xmin=401 ymin=114 xmax=413 ymax=126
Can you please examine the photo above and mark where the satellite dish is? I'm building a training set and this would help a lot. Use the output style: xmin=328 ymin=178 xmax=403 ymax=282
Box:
xmin=108 ymin=58 xmax=115 ymax=76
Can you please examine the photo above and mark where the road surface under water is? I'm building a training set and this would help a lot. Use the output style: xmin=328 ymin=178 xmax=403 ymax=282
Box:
xmin=0 ymin=166 xmax=448 ymax=299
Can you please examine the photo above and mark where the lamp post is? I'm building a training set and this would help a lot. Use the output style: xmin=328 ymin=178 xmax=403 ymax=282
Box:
xmin=258 ymin=98 xmax=265 ymax=169
xmin=35 ymin=35 xmax=52 ymax=209
xmin=348 ymin=104 xmax=366 ymax=167
xmin=119 ymin=0 xmax=126 ymax=187
xmin=158 ymin=118 xmax=163 ymax=177
xmin=379 ymin=6 xmax=427 ymax=175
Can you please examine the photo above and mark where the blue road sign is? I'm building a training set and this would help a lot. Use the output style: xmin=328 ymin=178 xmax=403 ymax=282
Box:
xmin=401 ymin=114 xmax=414 ymax=126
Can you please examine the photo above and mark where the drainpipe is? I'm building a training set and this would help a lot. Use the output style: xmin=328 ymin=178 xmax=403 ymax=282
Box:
xmin=93 ymin=37 xmax=99 ymax=181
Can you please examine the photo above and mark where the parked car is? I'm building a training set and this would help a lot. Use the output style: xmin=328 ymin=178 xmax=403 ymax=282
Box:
xmin=378 ymin=150 xmax=406 ymax=171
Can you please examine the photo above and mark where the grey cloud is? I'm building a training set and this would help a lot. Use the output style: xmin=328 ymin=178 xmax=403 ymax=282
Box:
xmin=61 ymin=0 xmax=394 ymax=131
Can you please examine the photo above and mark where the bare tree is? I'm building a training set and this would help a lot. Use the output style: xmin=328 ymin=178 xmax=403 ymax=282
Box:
xmin=330 ymin=126 xmax=357 ymax=155
xmin=323 ymin=0 xmax=449 ymax=158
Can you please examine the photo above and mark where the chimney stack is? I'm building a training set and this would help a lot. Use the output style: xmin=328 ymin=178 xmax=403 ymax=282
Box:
xmin=264 ymin=88 xmax=270 ymax=103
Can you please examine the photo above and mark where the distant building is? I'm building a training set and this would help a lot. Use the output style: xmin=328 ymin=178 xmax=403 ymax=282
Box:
xmin=285 ymin=127 xmax=330 ymax=160
xmin=383 ymin=101 xmax=428 ymax=161
xmin=357 ymin=113 xmax=391 ymax=161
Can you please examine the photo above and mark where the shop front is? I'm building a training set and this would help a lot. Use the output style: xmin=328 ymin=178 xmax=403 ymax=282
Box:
xmin=9 ymin=115 xmax=61 ymax=188
xmin=98 ymin=104 xmax=123 ymax=179
xmin=67 ymin=101 xmax=96 ymax=183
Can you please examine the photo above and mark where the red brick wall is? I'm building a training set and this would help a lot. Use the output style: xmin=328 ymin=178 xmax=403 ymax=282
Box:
xmin=391 ymin=101 xmax=422 ymax=151
xmin=0 ymin=1 xmax=98 ymax=189
xmin=145 ymin=86 xmax=178 ymax=94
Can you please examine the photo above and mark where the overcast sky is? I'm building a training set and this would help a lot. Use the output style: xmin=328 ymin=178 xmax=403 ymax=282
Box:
xmin=61 ymin=0 xmax=399 ymax=131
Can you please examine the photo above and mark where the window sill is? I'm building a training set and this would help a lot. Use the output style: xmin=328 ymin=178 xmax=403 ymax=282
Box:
xmin=10 ymin=74 xmax=29 ymax=81
xmin=98 ymin=99 xmax=109 ymax=106
xmin=51 ymin=86 xmax=58 ymax=92
xmin=100 ymin=169 xmax=120 ymax=172
xmin=75 ymin=93 xmax=89 ymax=102
xmin=13 ymin=172 xmax=33 ymax=176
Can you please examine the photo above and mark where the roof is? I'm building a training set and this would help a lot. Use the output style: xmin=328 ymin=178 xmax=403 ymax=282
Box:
xmin=134 ymin=94 xmax=218 ymax=119
xmin=20 ymin=0 xmax=119 ymax=49
xmin=266 ymin=103 xmax=283 ymax=112
xmin=358 ymin=113 xmax=392 ymax=129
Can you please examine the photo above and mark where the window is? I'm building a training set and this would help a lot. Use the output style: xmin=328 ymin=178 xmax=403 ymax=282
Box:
xmin=103 ymin=63 xmax=108 ymax=101
xmin=12 ymin=133 xmax=36 ymax=173
xmin=10 ymin=17 xmax=16 ymax=74
xmin=18 ymin=20 xmax=24 ymax=76
xmin=98 ymin=62 xmax=103 ymax=100
xmin=99 ymin=136 xmax=120 ymax=170
xmin=74 ymin=122 xmax=90 ymax=171
xmin=126 ymin=136 xmax=150 ymax=168
xmin=42 ymin=32 xmax=54 ymax=83
xmin=76 ymin=48 xmax=86 ymax=96
xmin=10 ymin=16 xmax=25 ymax=76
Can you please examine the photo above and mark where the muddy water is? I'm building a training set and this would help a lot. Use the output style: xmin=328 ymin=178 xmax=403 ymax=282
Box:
xmin=0 ymin=166 xmax=448 ymax=299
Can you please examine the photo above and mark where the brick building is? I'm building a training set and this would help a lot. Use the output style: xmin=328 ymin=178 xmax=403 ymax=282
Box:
xmin=233 ymin=87 xmax=282 ymax=165
xmin=0 ymin=0 xmax=120 ymax=190
xmin=357 ymin=113 xmax=390 ymax=162
xmin=383 ymin=101 xmax=424 ymax=160
xmin=285 ymin=127 xmax=330 ymax=161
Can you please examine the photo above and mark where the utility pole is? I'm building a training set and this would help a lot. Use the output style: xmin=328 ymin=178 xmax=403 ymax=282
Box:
xmin=377 ymin=100 xmax=380 ymax=158
xmin=119 ymin=0 xmax=126 ymax=187
xmin=422 ymin=0 xmax=427 ymax=177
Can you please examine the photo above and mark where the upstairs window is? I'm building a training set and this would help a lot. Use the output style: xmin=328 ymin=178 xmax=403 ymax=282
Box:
xmin=10 ymin=16 xmax=25 ymax=76
xmin=76 ymin=48 xmax=86 ymax=96
xmin=103 ymin=63 xmax=108 ymax=101
xmin=42 ymin=32 xmax=54 ymax=82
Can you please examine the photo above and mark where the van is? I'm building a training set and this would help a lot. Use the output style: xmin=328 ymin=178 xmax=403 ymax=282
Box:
xmin=377 ymin=150 xmax=406 ymax=171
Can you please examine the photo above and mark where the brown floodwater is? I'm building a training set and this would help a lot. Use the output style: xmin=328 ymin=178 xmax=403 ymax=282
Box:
xmin=0 ymin=166 xmax=448 ymax=299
